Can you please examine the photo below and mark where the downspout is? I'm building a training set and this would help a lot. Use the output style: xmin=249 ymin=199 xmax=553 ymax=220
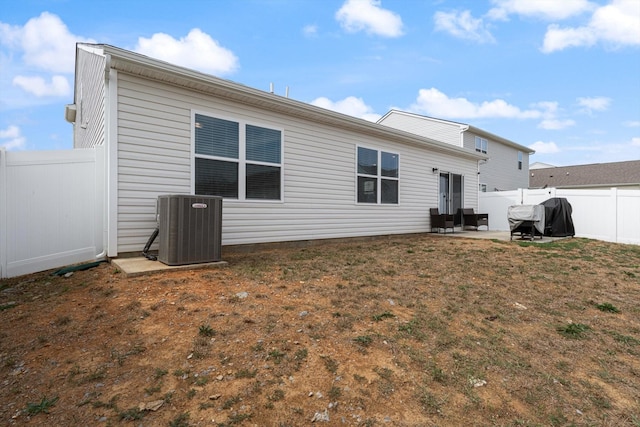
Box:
xmin=460 ymin=125 xmax=469 ymax=148
xmin=477 ymin=159 xmax=481 ymax=211
xmin=94 ymin=52 xmax=112 ymax=260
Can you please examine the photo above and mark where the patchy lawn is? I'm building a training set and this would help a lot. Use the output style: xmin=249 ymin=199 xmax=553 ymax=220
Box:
xmin=1 ymin=235 xmax=639 ymax=426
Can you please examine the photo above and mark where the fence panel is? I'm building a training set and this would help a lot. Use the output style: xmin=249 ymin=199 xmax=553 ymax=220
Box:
xmin=0 ymin=148 xmax=103 ymax=278
xmin=615 ymin=189 xmax=640 ymax=245
xmin=480 ymin=188 xmax=640 ymax=245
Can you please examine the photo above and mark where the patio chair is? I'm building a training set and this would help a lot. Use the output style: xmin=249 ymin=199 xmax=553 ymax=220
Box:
xmin=430 ymin=208 xmax=455 ymax=234
xmin=461 ymin=208 xmax=489 ymax=231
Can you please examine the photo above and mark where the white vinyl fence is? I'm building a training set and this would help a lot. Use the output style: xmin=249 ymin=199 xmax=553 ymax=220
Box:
xmin=0 ymin=147 xmax=104 ymax=278
xmin=480 ymin=187 xmax=640 ymax=245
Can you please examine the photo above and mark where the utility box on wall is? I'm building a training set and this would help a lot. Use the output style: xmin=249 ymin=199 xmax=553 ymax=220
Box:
xmin=157 ymin=195 xmax=222 ymax=266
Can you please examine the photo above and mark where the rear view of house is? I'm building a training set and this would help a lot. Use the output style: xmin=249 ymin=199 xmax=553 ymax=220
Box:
xmin=68 ymin=43 xmax=487 ymax=258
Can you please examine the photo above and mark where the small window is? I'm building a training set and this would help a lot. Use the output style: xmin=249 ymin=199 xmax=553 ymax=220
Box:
xmin=518 ymin=151 xmax=523 ymax=170
xmin=479 ymin=183 xmax=487 ymax=193
xmin=194 ymin=113 xmax=282 ymax=201
xmin=357 ymin=147 xmax=399 ymax=204
xmin=475 ymin=136 xmax=488 ymax=154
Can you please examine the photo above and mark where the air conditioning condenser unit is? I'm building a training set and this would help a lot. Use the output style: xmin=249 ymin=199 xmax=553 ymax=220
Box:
xmin=157 ymin=195 xmax=222 ymax=266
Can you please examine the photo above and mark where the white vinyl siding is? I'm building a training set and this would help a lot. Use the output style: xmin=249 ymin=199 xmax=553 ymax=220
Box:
xmin=74 ymin=48 xmax=106 ymax=148
xmin=114 ymin=73 xmax=478 ymax=253
xmin=378 ymin=111 xmax=461 ymax=146
xmin=463 ymin=132 xmax=529 ymax=191
xmin=379 ymin=111 xmax=531 ymax=192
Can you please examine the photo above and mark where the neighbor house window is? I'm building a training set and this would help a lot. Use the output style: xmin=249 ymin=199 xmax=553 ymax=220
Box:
xmin=475 ymin=136 xmax=488 ymax=154
xmin=518 ymin=151 xmax=523 ymax=170
xmin=357 ymin=146 xmax=399 ymax=204
xmin=194 ymin=113 xmax=282 ymax=200
xmin=479 ymin=183 xmax=487 ymax=192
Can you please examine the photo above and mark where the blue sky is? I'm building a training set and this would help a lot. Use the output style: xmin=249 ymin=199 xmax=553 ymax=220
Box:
xmin=1 ymin=0 xmax=639 ymax=166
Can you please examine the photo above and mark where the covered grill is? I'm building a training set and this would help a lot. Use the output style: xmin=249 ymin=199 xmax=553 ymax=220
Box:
xmin=508 ymin=205 xmax=545 ymax=241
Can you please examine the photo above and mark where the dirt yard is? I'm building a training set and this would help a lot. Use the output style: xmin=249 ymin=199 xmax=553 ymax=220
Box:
xmin=1 ymin=235 xmax=639 ymax=426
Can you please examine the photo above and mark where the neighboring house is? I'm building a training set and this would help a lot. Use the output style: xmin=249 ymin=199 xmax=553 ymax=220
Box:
xmin=377 ymin=110 xmax=534 ymax=193
xmin=69 ymin=43 xmax=487 ymax=257
xmin=529 ymin=160 xmax=640 ymax=190
xmin=529 ymin=162 xmax=556 ymax=170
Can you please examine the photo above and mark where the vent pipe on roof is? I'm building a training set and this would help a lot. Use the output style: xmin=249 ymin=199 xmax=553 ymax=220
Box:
xmin=269 ymin=82 xmax=274 ymax=93
xmin=285 ymin=86 xmax=289 ymax=98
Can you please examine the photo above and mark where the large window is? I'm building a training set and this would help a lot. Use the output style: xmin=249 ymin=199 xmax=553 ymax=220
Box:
xmin=475 ymin=136 xmax=488 ymax=154
xmin=194 ymin=113 xmax=282 ymax=200
xmin=357 ymin=146 xmax=399 ymax=204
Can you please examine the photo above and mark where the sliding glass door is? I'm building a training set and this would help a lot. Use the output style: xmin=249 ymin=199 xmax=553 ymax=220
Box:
xmin=439 ymin=172 xmax=464 ymax=222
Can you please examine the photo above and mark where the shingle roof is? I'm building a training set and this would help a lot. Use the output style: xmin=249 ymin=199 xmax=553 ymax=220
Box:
xmin=529 ymin=160 xmax=640 ymax=188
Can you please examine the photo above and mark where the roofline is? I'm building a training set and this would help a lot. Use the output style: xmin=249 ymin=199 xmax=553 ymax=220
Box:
xmin=529 ymin=160 xmax=640 ymax=170
xmin=379 ymin=109 xmax=535 ymax=154
xmin=78 ymin=43 xmax=487 ymax=162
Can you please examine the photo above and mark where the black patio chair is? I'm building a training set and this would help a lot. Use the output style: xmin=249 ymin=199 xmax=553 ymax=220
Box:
xmin=461 ymin=208 xmax=489 ymax=231
xmin=430 ymin=208 xmax=455 ymax=234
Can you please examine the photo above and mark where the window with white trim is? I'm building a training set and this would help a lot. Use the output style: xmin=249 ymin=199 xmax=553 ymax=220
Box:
xmin=194 ymin=113 xmax=282 ymax=200
xmin=518 ymin=151 xmax=523 ymax=170
xmin=475 ymin=136 xmax=488 ymax=154
xmin=357 ymin=146 xmax=399 ymax=204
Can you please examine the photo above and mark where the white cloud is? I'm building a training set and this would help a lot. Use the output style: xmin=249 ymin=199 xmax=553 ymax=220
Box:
xmin=310 ymin=96 xmax=381 ymax=122
xmin=529 ymin=140 xmax=560 ymax=154
xmin=135 ymin=28 xmax=239 ymax=75
xmin=632 ymin=137 xmax=640 ymax=146
xmin=0 ymin=12 xmax=94 ymax=73
xmin=542 ymin=0 xmax=640 ymax=53
xmin=409 ymin=88 xmax=542 ymax=119
xmin=487 ymin=0 xmax=594 ymax=21
xmin=434 ymin=10 xmax=495 ymax=43
xmin=336 ymin=0 xmax=404 ymax=38
xmin=541 ymin=25 xmax=596 ymax=52
xmin=624 ymin=120 xmax=640 ymax=127
xmin=577 ymin=96 xmax=611 ymax=113
xmin=303 ymin=24 xmax=318 ymax=37
xmin=531 ymin=101 xmax=559 ymax=116
xmin=0 ymin=125 xmax=26 ymax=150
xmin=13 ymin=75 xmax=71 ymax=97
xmin=538 ymin=119 xmax=576 ymax=130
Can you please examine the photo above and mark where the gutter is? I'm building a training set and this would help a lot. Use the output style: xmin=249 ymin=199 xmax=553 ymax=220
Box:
xmin=89 ymin=43 xmax=486 ymax=162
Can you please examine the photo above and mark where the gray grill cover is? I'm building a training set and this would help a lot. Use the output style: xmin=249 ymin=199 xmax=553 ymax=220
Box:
xmin=507 ymin=205 xmax=545 ymax=235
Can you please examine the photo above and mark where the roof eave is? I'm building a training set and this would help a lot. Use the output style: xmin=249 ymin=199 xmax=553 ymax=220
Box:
xmin=467 ymin=125 xmax=534 ymax=154
xmin=86 ymin=43 xmax=485 ymax=161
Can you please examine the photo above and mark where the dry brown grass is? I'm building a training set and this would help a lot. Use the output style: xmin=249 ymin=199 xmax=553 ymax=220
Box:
xmin=1 ymin=235 xmax=639 ymax=426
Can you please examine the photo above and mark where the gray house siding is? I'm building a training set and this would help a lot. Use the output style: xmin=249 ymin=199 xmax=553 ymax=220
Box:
xmin=114 ymin=73 xmax=479 ymax=254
